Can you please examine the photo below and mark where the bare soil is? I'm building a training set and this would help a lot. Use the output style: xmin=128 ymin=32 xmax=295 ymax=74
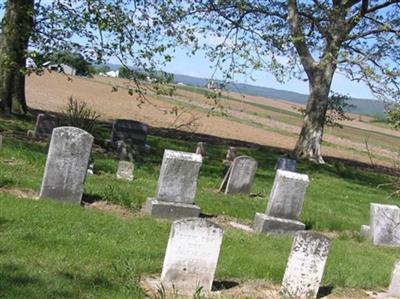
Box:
xmin=26 ymin=73 xmax=400 ymax=167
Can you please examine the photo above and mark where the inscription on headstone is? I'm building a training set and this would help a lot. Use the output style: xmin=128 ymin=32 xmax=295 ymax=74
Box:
xmin=156 ymin=150 xmax=203 ymax=204
xmin=370 ymin=203 xmax=400 ymax=246
xmin=39 ymin=127 xmax=93 ymax=203
xmin=280 ymin=231 xmax=331 ymax=299
xmin=219 ymin=156 xmax=257 ymax=195
xmin=161 ymin=218 xmax=223 ymax=295
xmin=266 ymin=170 xmax=309 ymax=221
xmin=117 ymin=161 xmax=134 ymax=181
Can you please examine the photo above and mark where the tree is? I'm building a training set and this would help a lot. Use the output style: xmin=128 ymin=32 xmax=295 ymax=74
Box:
xmin=162 ymin=0 xmax=400 ymax=163
xmin=0 ymin=0 xmax=34 ymax=115
xmin=49 ymin=52 xmax=95 ymax=77
xmin=0 ymin=0 xmax=174 ymax=116
xmin=387 ymin=104 xmax=400 ymax=129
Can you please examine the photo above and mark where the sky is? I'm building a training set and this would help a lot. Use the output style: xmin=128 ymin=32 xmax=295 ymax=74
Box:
xmin=158 ymin=47 xmax=376 ymax=99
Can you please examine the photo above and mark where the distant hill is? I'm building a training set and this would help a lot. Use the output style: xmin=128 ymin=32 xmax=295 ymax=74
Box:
xmin=173 ymin=73 xmax=386 ymax=118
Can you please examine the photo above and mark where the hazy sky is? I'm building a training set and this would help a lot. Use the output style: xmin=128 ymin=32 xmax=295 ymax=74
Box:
xmin=160 ymin=47 xmax=376 ymax=99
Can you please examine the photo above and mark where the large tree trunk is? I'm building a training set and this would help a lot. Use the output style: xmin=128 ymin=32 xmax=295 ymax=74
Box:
xmin=0 ymin=0 xmax=34 ymax=116
xmin=293 ymin=72 xmax=333 ymax=164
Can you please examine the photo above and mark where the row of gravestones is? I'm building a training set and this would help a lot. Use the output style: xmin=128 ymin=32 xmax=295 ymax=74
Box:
xmin=28 ymin=113 xmax=149 ymax=161
xmin=38 ymin=126 xmax=400 ymax=244
xmin=37 ymin=126 xmax=400 ymax=297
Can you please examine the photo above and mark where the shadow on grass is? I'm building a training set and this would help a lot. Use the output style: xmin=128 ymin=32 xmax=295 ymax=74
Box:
xmin=317 ymin=284 xmax=334 ymax=298
xmin=212 ymin=280 xmax=239 ymax=291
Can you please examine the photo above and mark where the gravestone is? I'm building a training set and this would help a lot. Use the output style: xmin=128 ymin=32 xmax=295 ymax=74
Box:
xmin=195 ymin=142 xmax=207 ymax=157
xmin=0 ymin=134 xmax=2 ymax=150
xmin=145 ymin=150 xmax=203 ymax=219
xmin=219 ymin=156 xmax=257 ymax=195
xmin=39 ymin=127 xmax=93 ymax=203
xmin=254 ymin=169 xmax=309 ymax=234
xmin=280 ymin=231 xmax=331 ymax=299
xmin=389 ymin=260 xmax=400 ymax=297
xmin=370 ymin=203 xmax=400 ymax=246
xmin=117 ymin=161 xmax=134 ymax=181
xmin=106 ymin=119 xmax=150 ymax=159
xmin=27 ymin=114 xmax=60 ymax=139
xmin=160 ymin=218 xmax=223 ymax=295
xmin=276 ymin=157 xmax=297 ymax=172
xmin=223 ymin=147 xmax=237 ymax=165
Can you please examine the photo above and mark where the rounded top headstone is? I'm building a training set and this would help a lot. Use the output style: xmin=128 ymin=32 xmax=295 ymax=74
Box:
xmin=276 ymin=169 xmax=309 ymax=182
xmin=164 ymin=149 xmax=203 ymax=163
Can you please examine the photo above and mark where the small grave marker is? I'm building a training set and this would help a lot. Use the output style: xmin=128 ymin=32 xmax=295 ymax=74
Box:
xmin=276 ymin=157 xmax=297 ymax=172
xmin=370 ymin=203 xmax=400 ymax=246
xmin=27 ymin=114 xmax=60 ymax=139
xmin=117 ymin=161 xmax=134 ymax=181
xmin=195 ymin=142 xmax=207 ymax=157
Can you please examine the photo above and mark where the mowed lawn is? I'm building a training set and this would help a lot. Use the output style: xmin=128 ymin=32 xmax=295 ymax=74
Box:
xmin=1 ymin=115 xmax=400 ymax=298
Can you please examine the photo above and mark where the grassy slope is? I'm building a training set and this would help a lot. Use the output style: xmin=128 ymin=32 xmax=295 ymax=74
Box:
xmin=1 ymin=116 xmax=400 ymax=298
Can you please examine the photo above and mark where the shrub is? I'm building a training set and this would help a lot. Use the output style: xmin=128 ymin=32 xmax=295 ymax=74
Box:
xmin=63 ymin=97 xmax=101 ymax=134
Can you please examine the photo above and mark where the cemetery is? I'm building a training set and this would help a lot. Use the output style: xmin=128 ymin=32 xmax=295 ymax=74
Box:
xmin=0 ymin=115 xmax=400 ymax=298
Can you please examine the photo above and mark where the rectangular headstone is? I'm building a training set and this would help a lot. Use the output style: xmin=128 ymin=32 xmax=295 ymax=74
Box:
xmin=276 ymin=157 xmax=297 ymax=172
xmin=389 ymin=260 xmax=400 ymax=297
xmin=30 ymin=114 xmax=60 ymax=138
xmin=111 ymin=119 xmax=148 ymax=145
xmin=116 ymin=161 xmax=134 ymax=181
xmin=370 ymin=203 xmax=400 ymax=246
xmin=223 ymin=156 xmax=257 ymax=195
xmin=39 ymin=127 xmax=93 ymax=203
xmin=161 ymin=218 xmax=223 ymax=295
xmin=280 ymin=231 xmax=331 ymax=299
xmin=266 ymin=170 xmax=309 ymax=221
xmin=156 ymin=150 xmax=203 ymax=204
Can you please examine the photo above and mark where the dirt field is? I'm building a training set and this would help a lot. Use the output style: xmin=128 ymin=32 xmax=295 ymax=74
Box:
xmin=26 ymin=72 xmax=400 ymax=167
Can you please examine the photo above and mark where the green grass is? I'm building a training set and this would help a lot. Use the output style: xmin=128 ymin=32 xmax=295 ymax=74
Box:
xmin=1 ymin=115 xmax=400 ymax=297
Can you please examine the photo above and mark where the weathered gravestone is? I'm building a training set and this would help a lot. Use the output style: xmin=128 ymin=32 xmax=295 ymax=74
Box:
xmin=145 ymin=150 xmax=203 ymax=219
xmin=39 ymin=127 xmax=93 ymax=203
xmin=195 ymin=142 xmax=207 ymax=157
xmin=223 ymin=146 xmax=237 ymax=166
xmin=276 ymin=157 xmax=297 ymax=172
xmin=106 ymin=119 xmax=149 ymax=160
xmin=116 ymin=161 xmax=134 ymax=181
xmin=370 ymin=203 xmax=400 ymax=246
xmin=280 ymin=231 xmax=331 ymax=299
xmin=254 ymin=169 xmax=309 ymax=234
xmin=160 ymin=218 xmax=223 ymax=295
xmin=389 ymin=260 xmax=400 ymax=298
xmin=219 ymin=156 xmax=257 ymax=195
xmin=27 ymin=114 xmax=60 ymax=139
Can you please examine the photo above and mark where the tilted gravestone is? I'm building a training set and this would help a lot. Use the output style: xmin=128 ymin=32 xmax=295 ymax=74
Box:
xmin=145 ymin=150 xmax=203 ymax=219
xmin=276 ymin=157 xmax=297 ymax=172
xmin=116 ymin=161 xmax=134 ymax=181
xmin=389 ymin=260 xmax=400 ymax=298
xmin=370 ymin=203 xmax=400 ymax=246
xmin=195 ymin=142 xmax=207 ymax=157
xmin=254 ymin=169 xmax=309 ymax=234
xmin=39 ymin=127 xmax=93 ymax=203
xmin=280 ymin=231 xmax=331 ymax=299
xmin=160 ymin=218 xmax=223 ymax=295
xmin=27 ymin=114 xmax=61 ymax=139
xmin=219 ymin=156 xmax=257 ymax=195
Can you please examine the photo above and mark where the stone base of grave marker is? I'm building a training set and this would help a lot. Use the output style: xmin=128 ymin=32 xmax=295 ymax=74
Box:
xmin=145 ymin=198 xmax=200 ymax=220
xmin=253 ymin=213 xmax=305 ymax=235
